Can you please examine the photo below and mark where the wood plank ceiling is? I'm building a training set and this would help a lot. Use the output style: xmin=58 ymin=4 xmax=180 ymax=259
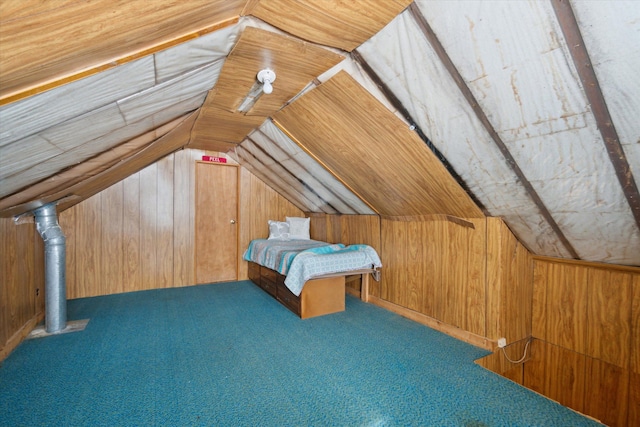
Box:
xmin=272 ymin=71 xmax=484 ymax=218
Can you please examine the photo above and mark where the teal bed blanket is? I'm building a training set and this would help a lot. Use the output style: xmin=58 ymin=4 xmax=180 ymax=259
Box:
xmin=243 ymin=239 xmax=382 ymax=296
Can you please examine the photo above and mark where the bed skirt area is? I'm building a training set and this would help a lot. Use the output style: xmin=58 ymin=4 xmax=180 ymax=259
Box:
xmin=248 ymin=261 xmax=345 ymax=319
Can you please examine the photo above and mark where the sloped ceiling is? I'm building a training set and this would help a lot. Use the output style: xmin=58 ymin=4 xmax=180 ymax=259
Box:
xmin=0 ymin=0 xmax=638 ymax=266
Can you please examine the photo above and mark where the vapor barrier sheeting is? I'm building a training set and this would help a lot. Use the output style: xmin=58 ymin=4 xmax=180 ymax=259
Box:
xmin=0 ymin=23 xmax=243 ymax=198
xmin=358 ymin=4 xmax=639 ymax=264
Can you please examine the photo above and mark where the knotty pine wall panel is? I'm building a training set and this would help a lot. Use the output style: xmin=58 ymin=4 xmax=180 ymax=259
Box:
xmin=0 ymin=217 xmax=44 ymax=360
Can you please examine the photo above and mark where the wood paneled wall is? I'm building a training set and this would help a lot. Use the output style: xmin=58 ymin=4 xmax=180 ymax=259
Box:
xmin=486 ymin=218 xmax=533 ymax=343
xmin=308 ymin=213 xmax=381 ymax=294
xmin=237 ymin=167 xmax=303 ymax=279
xmin=378 ymin=216 xmax=487 ymax=337
xmin=0 ymin=217 xmax=44 ymax=360
xmin=524 ymin=257 xmax=640 ymax=427
xmin=63 ymin=149 xmax=301 ymax=299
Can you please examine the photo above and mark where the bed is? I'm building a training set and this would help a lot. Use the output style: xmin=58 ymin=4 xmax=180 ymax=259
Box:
xmin=243 ymin=238 xmax=382 ymax=319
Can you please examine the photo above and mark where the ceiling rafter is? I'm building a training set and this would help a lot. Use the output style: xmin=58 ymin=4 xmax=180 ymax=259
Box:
xmin=407 ymin=2 xmax=580 ymax=259
xmin=551 ymin=0 xmax=640 ymax=232
xmin=350 ymin=49 xmax=488 ymax=216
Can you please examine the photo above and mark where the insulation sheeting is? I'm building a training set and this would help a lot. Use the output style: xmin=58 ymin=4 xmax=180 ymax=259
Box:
xmin=253 ymin=120 xmax=375 ymax=214
xmin=357 ymin=11 xmax=570 ymax=258
xmin=571 ymin=1 xmax=640 ymax=180
xmin=358 ymin=4 xmax=640 ymax=264
xmin=0 ymin=58 xmax=156 ymax=146
xmin=0 ymin=24 xmax=239 ymax=199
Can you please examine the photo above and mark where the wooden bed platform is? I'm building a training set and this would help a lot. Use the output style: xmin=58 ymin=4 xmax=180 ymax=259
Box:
xmin=248 ymin=261 xmax=375 ymax=319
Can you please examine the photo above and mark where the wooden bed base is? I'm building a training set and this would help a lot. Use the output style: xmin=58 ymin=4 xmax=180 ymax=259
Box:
xmin=248 ymin=261 xmax=346 ymax=319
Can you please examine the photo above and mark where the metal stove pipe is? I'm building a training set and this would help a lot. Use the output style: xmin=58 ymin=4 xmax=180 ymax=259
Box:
xmin=33 ymin=203 xmax=67 ymax=333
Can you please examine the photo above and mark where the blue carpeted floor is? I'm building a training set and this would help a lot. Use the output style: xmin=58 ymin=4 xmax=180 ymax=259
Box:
xmin=1 ymin=281 xmax=601 ymax=426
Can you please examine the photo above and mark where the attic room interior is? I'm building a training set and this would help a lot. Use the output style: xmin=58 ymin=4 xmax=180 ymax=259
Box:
xmin=0 ymin=0 xmax=638 ymax=425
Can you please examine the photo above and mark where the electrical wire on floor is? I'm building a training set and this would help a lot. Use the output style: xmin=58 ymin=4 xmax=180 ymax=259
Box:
xmin=501 ymin=338 xmax=532 ymax=364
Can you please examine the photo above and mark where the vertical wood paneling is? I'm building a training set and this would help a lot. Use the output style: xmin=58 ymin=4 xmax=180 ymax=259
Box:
xmin=59 ymin=206 xmax=76 ymax=298
xmin=236 ymin=169 xmax=303 ymax=280
xmin=428 ymin=221 xmax=445 ymax=320
xmin=339 ymin=215 xmax=380 ymax=249
xmin=545 ymin=262 xmax=588 ymax=353
xmin=543 ymin=342 xmax=586 ymax=414
xmin=406 ymin=220 xmax=422 ymax=312
xmin=523 ymin=340 xmax=586 ymax=414
xmin=422 ymin=221 xmax=437 ymax=317
xmin=75 ymin=194 xmax=102 ymax=298
xmin=466 ymin=218 xmax=487 ymax=336
xmin=173 ymin=149 xmax=196 ymax=287
xmin=629 ymin=371 xmax=640 ymax=427
xmin=101 ymin=182 xmax=123 ymax=295
xmin=379 ymin=216 xmax=487 ymax=336
xmin=122 ymin=172 xmax=141 ymax=292
xmin=476 ymin=338 xmax=529 ymax=385
xmin=584 ymin=358 xmax=629 ymax=427
xmin=238 ymin=166 xmax=252 ymax=280
xmin=308 ymin=213 xmax=328 ymax=242
xmin=157 ymin=156 xmax=174 ymax=288
xmin=0 ymin=218 xmax=43 ymax=360
xmin=633 ymin=274 xmax=640 ymax=374
xmin=139 ymin=162 xmax=158 ymax=290
xmin=486 ymin=218 xmax=533 ymax=342
xmin=587 ymin=269 xmax=632 ymax=368
xmin=531 ymin=261 xmax=548 ymax=339
xmin=327 ymin=214 xmax=342 ymax=244
xmin=528 ymin=258 xmax=639 ymax=426
xmin=632 ymin=274 xmax=640 ymax=427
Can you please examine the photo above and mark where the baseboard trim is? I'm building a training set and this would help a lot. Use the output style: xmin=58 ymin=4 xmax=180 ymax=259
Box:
xmin=367 ymin=295 xmax=493 ymax=351
xmin=0 ymin=311 xmax=44 ymax=362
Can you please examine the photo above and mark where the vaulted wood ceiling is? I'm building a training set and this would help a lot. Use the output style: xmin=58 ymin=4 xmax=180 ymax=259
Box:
xmin=0 ymin=0 xmax=638 ymax=266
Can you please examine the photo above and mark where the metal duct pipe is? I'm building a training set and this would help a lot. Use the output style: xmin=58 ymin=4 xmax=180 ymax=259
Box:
xmin=33 ymin=203 xmax=67 ymax=333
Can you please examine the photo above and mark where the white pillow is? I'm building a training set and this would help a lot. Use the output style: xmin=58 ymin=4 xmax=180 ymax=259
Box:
xmin=267 ymin=220 xmax=290 ymax=240
xmin=286 ymin=216 xmax=310 ymax=240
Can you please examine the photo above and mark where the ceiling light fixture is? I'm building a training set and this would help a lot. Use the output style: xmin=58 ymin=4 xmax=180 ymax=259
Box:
xmin=257 ymin=69 xmax=276 ymax=94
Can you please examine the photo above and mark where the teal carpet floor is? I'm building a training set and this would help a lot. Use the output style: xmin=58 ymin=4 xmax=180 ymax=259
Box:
xmin=1 ymin=281 xmax=601 ymax=426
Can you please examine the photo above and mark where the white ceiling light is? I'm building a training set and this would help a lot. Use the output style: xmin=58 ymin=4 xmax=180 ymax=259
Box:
xmin=257 ymin=69 xmax=276 ymax=94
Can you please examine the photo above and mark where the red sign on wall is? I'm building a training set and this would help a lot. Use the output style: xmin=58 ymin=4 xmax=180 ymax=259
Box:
xmin=201 ymin=155 xmax=227 ymax=163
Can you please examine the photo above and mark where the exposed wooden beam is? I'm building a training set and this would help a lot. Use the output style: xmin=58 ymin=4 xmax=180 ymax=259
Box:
xmin=351 ymin=49 xmax=489 ymax=216
xmin=408 ymin=2 xmax=580 ymax=259
xmin=551 ymin=0 xmax=640 ymax=232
